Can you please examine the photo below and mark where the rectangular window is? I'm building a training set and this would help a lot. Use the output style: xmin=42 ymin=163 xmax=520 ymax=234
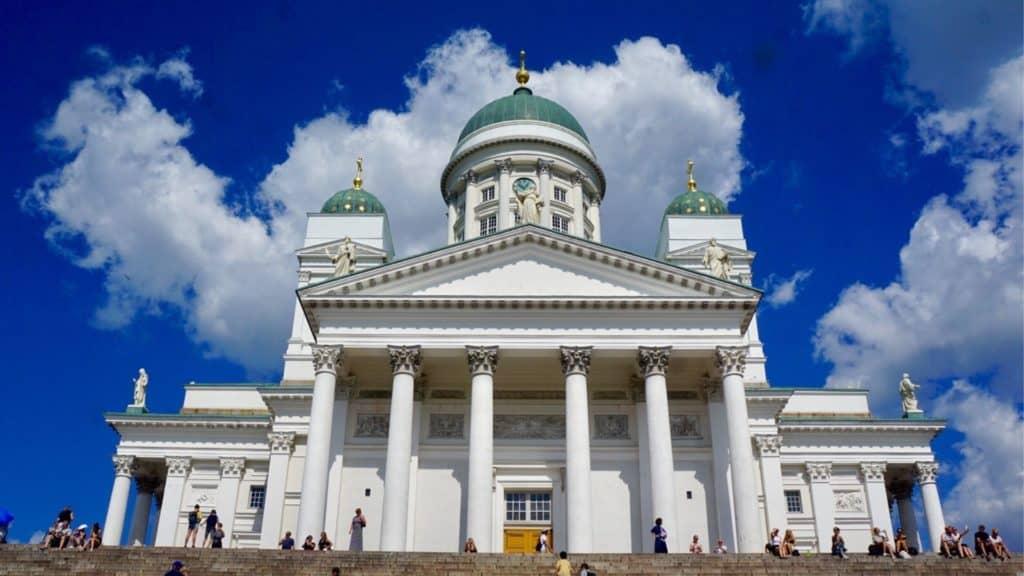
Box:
xmin=529 ymin=493 xmax=551 ymax=522
xmin=248 ymin=485 xmax=266 ymax=509
xmin=784 ymin=490 xmax=802 ymax=514
xmin=479 ymin=214 xmax=497 ymax=236
xmin=553 ymin=186 xmax=568 ymax=203
xmin=481 ymin=186 xmax=496 ymax=202
xmin=505 ymin=492 xmax=551 ymax=523
xmin=505 ymin=493 xmax=527 ymax=522
xmin=551 ymin=214 xmax=569 ymax=233
xmin=513 ymin=209 xmax=522 ymax=225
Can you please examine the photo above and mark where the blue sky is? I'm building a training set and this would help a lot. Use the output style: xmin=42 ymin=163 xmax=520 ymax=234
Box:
xmin=2 ymin=1 xmax=1021 ymax=548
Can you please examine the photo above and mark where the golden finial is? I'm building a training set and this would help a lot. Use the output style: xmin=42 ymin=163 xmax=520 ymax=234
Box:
xmin=353 ymin=156 xmax=364 ymax=190
xmin=515 ymin=50 xmax=530 ymax=86
xmin=687 ymin=159 xmax=698 ymax=192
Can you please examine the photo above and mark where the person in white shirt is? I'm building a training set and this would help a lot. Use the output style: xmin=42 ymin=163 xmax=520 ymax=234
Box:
xmin=713 ymin=538 xmax=728 ymax=554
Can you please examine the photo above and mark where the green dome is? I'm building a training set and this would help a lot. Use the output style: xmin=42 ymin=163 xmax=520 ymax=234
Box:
xmin=665 ymin=189 xmax=729 ymax=216
xmin=321 ymin=188 xmax=386 ymax=214
xmin=458 ymin=87 xmax=589 ymax=143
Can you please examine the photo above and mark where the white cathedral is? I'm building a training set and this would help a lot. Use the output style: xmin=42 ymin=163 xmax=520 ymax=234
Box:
xmin=100 ymin=57 xmax=948 ymax=556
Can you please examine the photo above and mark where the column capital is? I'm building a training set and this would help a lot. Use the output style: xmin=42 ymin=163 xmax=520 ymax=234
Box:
xmin=537 ymin=158 xmax=554 ymax=175
xmin=388 ymin=345 xmax=422 ymax=375
xmin=463 ymin=169 xmax=478 ymax=185
xmin=715 ymin=346 xmax=747 ymax=377
xmin=113 ymin=455 xmax=136 ymax=477
xmin=220 ymin=457 xmax=246 ymax=479
xmin=495 ymin=158 xmax=513 ymax=174
xmin=311 ymin=345 xmax=343 ymax=375
xmin=559 ymin=346 xmax=592 ymax=376
xmin=571 ymin=170 xmax=587 ymax=186
xmin=860 ymin=462 xmax=887 ymax=483
xmin=915 ymin=462 xmax=939 ymax=485
xmin=268 ymin=431 xmax=296 ymax=454
xmin=637 ymin=346 xmax=671 ymax=377
xmin=466 ymin=345 xmax=499 ymax=376
xmin=165 ymin=457 xmax=192 ymax=478
xmin=754 ymin=434 xmax=782 ymax=457
xmin=805 ymin=462 xmax=832 ymax=483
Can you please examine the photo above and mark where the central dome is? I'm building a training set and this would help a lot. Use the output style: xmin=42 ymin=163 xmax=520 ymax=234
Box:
xmin=457 ymin=87 xmax=589 ymax=144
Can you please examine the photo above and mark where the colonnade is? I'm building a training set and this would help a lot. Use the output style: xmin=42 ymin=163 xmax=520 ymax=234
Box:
xmin=99 ymin=345 xmax=946 ymax=553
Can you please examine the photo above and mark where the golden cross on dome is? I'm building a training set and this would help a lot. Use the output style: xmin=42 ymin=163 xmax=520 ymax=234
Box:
xmin=687 ymin=159 xmax=698 ymax=192
xmin=353 ymin=156 xmax=364 ymax=190
xmin=516 ymin=50 xmax=530 ymax=86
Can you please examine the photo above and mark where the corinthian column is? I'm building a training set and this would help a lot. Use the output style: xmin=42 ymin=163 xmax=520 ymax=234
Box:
xmin=217 ymin=458 xmax=245 ymax=544
xmin=806 ymin=462 xmax=835 ymax=552
xmin=638 ymin=346 xmax=678 ymax=552
xmin=860 ymin=463 xmax=893 ymax=539
xmin=155 ymin=457 xmax=191 ymax=546
xmin=916 ymin=462 xmax=945 ymax=553
xmin=380 ymin=345 xmax=422 ymax=551
xmin=715 ymin=346 xmax=761 ymax=552
xmin=892 ymin=483 xmax=921 ymax=552
xmin=755 ymin=435 xmax=787 ymax=538
xmin=102 ymin=455 xmax=136 ymax=546
xmin=571 ymin=171 xmax=586 ymax=237
xmin=130 ymin=476 xmax=160 ymax=546
xmin=495 ymin=160 xmax=512 ymax=231
xmin=539 ymin=159 xmax=554 ymax=228
xmin=260 ymin=432 xmax=295 ymax=548
xmin=297 ymin=345 xmax=343 ymax=540
xmin=560 ymin=346 xmax=593 ymax=552
xmin=465 ymin=346 xmax=498 ymax=552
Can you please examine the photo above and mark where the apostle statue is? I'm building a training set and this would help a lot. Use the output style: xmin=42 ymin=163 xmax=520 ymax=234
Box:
xmin=131 ymin=368 xmax=148 ymax=408
xmin=516 ymin=187 xmax=544 ymax=225
xmin=702 ymin=238 xmax=732 ymax=279
xmin=899 ymin=373 xmax=921 ymax=414
xmin=326 ymin=237 xmax=357 ymax=277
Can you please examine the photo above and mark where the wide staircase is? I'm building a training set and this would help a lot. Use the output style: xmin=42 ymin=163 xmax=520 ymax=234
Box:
xmin=0 ymin=546 xmax=1020 ymax=575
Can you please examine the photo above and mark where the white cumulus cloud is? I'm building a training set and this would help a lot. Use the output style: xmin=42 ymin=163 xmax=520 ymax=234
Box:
xmin=261 ymin=29 xmax=745 ymax=257
xmin=25 ymin=30 xmax=746 ymax=374
xmin=23 ymin=57 xmax=293 ymax=374
xmin=932 ymin=380 xmax=1024 ymax=548
xmin=763 ymin=269 xmax=813 ymax=308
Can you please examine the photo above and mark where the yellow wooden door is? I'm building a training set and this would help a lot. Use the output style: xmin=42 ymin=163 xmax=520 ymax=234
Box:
xmin=504 ymin=528 xmax=540 ymax=553
xmin=503 ymin=528 xmax=553 ymax=553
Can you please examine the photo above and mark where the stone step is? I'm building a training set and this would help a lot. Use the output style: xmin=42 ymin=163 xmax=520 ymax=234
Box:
xmin=0 ymin=546 xmax=1020 ymax=576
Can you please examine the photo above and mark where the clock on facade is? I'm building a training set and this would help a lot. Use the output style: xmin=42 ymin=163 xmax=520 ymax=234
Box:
xmin=513 ymin=178 xmax=536 ymax=195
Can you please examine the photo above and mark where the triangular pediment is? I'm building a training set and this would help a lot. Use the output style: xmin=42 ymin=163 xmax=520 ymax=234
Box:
xmin=296 ymin=238 xmax=389 ymax=260
xmin=667 ymin=240 xmax=755 ymax=260
xmin=300 ymin=226 xmax=760 ymax=301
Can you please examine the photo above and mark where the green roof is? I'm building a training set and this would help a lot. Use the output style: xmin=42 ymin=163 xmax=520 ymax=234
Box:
xmin=665 ymin=189 xmax=729 ymax=216
xmin=458 ymin=87 xmax=589 ymax=144
xmin=321 ymin=188 xmax=386 ymax=214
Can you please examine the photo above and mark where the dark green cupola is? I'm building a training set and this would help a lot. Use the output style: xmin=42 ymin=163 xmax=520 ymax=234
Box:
xmin=457 ymin=50 xmax=589 ymax=145
xmin=320 ymin=157 xmax=387 ymax=215
xmin=664 ymin=160 xmax=728 ymax=216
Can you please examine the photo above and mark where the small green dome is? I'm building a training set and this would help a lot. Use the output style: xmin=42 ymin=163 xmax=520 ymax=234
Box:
xmin=321 ymin=188 xmax=386 ymax=214
xmin=458 ymin=87 xmax=589 ymax=144
xmin=665 ymin=189 xmax=729 ymax=216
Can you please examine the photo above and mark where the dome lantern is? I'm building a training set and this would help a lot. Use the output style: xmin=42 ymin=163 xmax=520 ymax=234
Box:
xmin=320 ymin=157 xmax=387 ymax=215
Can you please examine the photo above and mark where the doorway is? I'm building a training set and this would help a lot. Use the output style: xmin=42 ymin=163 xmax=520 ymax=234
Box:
xmin=502 ymin=491 xmax=552 ymax=553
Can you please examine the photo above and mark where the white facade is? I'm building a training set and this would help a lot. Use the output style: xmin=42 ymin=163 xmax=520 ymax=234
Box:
xmin=102 ymin=79 xmax=946 ymax=555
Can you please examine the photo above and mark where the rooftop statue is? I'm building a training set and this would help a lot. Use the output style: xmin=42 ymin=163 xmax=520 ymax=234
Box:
xmin=702 ymin=238 xmax=731 ymax=280
xmin=130 ymin=368 xmax=148 ymax=409
xmin=899 ymin=373 xmax=921 ymax=415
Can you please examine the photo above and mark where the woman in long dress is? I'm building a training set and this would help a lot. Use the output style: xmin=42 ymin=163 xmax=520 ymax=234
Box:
xmin=349 ymin=508 xmax=367 ymax=551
